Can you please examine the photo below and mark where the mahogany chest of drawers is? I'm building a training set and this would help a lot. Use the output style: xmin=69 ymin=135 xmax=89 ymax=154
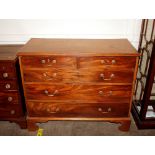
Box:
xmin=18 ymin=38 xmax=139 ymax=131
xmin=0 ymin=45 xmax=27 ymax=129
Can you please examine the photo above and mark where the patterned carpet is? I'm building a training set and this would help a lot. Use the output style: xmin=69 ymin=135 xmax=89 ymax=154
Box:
xmin=0 ymin=116 xmax=155 ymax=136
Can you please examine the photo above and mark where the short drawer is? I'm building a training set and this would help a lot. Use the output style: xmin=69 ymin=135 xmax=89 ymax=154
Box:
xmin=0 ymin=70 xmax=16 ymax=80
xmin=20 ymin=56 xmax=76 ymax=69
xmin=0 ymin=62 xmax=15 ymax=71
xmin=0 ymin=92 xmax=20 ymax=105
xmin=78 ymin=56 xmax=136 ymax=69
xmin=23 ymin=69 xmax=78 ymax=82
xmin=0 ymin=81 xmax=18 ymax=91
xmin=25 ymin=84 xmax=132 ymax=103
xmin=0 ymin=104 xmax=23 ymax=118
xmin=78 ymin=68 xmax=134 ymax=83
xmin=27 ymin=102 xmax=129 ymax=118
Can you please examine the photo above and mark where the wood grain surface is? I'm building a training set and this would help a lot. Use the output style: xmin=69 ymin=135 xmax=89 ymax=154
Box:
xmin=18 ymin=38 xmax=139 ymax=131
xmin=25 ymin=84 xmax=132 ymax=103
xmin=27 ymin=101 xmax=129 ymax=118
xmin=18 ymin=38 xmax=139 ymax=56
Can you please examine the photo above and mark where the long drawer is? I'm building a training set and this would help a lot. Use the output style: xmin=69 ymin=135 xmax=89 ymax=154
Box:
xmin=23 ymin=68 xmax=134 ymax=83
xmin=27 ymin=101 xmax=129 ymax=118
xmin=0 ymin=92 xmax=20 ymax=105
xmin=25 ymin=84 xmax=132 ymax=103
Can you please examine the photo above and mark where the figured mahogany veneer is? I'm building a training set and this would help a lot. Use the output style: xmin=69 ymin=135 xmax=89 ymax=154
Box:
xmin=23 ymin=67 xmax=134 ymax=83
xmin=78 ymin=56 xmax=136 ymax=68
xmin=25 ymin=84 xmax=131 ymax=103
xmin=21 ymin=56 xmax=76 ymax=69
xmin=23 ymin=69 xmax=78 ymax=83
xmin=18 ymin=38 xmax=140 ymax=131
xmin=27 ymin=102 xmax=129 ymax=118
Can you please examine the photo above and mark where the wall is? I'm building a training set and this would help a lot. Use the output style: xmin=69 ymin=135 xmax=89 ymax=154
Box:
xmin=0 ymin=19 xmax=142 ymax=49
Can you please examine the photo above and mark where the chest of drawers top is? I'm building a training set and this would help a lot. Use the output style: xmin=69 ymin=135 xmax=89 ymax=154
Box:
xmin=0 ymin=45 xmax=23 ymax=61
xmin=17 ymin=38 xmax=139 ymax=56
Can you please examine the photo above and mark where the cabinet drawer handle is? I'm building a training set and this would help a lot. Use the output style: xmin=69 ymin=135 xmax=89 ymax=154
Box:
xmin=10 ymin=110 xmax=15 ymax=115
xmin=52 ymin=59 xmax=57 ymax=64
xmin=101 ymin=59 xmax=116 ymax=64
xmin=111 ymin=59 xmax=116 ymax=64
xmin=109 ymin=91 xmax=113 ymax=96
xmin=8 ymin=96 xmax=13 ymax=102
xmin=99 ymin=90 xmax=104 ymax=95
xmin=41 ymin=59 xmax=52 ymax=66
xmin=5 ymin=84 xmax=11 ymax=89
xmin=98 ymin=91 xmax=113 ymax=96
xmin=100 ymin=73 xmax=115 ymax=81
xmin=44 ymin=90 xmax=59 ymax=96
xmin=101 ymin=60 xmax=110 ymax=64
xmin=43 ymin=72 xmax=57 ymax=80
xmin=47 ymin=107 xmax=60 ymax=113
xmin=3 ymin=72 xmax=8 ymax=78
xmin=98 ymin=107 xmax=112 ymax=114
xmin=41 ymin=59 xmax=56 ymax=65
xmin=41 ymin=59 xmax=46 ymax=64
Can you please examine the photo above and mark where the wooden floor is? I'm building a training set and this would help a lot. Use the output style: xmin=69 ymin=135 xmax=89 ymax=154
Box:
xmin=0 ymin=116 xmax=155 ymax=136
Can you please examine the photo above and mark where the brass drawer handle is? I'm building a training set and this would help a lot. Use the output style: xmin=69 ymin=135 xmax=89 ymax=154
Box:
xmin=10 ymin=110 xmax=15 ymax=115
xmin=52 ymin=59 xmax=57 ymax=64
xmin=5 ymin=84 xmax=11 ymax=89
xmin=41 ymin=59 xmax=56 ymax=66
xmin=101 ymin=59 xmax=116 ymax=64
xmin=98 ymin=107 xmax=112 ymax=114
xmin=47 ymin=107 xmax=60 ymax=113
xmin=98 ymin=91 xmax=113 ymax=96
xmin=41 ymin=59 xmax=46 ymax=64
xmin=100 ymin=73 xmax=115 ymax=81
xmin=44 ymin=90 xmax=59 ymax=96
xmin=111 ymin=59 xmax=116 ymax=64
xmin=41 ymin=59 xmax=52 ymax=66
xmin=3 ymin=72 xmax=8 ymax=78
xmin=101 ymin=60 xmax=110 ymax=64
xmin=43 ymin=72 xmax=57 ymax=80
xmin=8 ymin=96 xmax=13 ymax=102
xmin=99 ymin=90 xmax=104 ymax=95
xmin=109 ymin=91 xmax=113 ymax=96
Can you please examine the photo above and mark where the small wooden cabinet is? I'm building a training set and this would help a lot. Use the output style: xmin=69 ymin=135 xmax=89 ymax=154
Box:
xmin=18 ymin=38 xmax=139 ymax=131
xmin=0 ymin=45 xmax=27 ymax=129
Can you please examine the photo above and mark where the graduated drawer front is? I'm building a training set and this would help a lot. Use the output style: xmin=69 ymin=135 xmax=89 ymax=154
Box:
xmin=0 ymin=62 xmax=15 ymax=71
xmin=21 ymin=56 xmax=76 ymax=69
xmin=25 ymin=84 xmax=132 ymax=103
xmin=23 ymin=69 xmax=78 ymax=82
xmin=0 ymin=92 xmax=20 ymax=105
xmin=23 ymin=68 xmax=134 ymax=83
xmin=79 ymin=68 xmax=134 ymax=83
xmin=0 ymin=81 xmax=18 ymax=91
xmin=78 ymin=56 xmax=136 ymax=69
xmin=27 ymin=102 xmax=129 ymax=118
xmin=0 ymin=104 xmax=23 ymax=118
xmin=0 ymin=71 xmax=16 ymax=80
